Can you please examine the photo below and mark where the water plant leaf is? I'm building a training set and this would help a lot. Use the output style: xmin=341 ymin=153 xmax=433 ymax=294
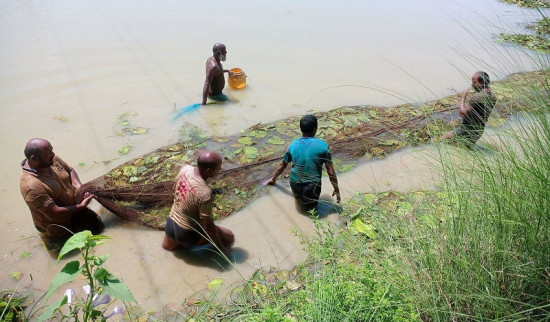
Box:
xmin=53 ymin=115 xmax=68 ymax=122
xmin=238 ymin=137 xmax=253 ymax=145
xmin=208 ymin=278 xmax=223 ymax=291
xmin=122 ymin=166 xmax=137 ymax=177
xmin=43 ymin=260 xmax=81 ymax=302
xmin=118 ymin=146 xmax=131 ymax=155
xmin=249 ymin=129 xmax=267 ymax=139
xmin=20 ymin=251 xmax=32 ymax=259
xmin=244 ymin=147 xmax=258 ymax=156
xmin=267 ymin=137 xmax=286 ymax=145
xmin=9 ymin=271 xmax=22 ymax=280
xmin=131 ymin=127 xmax=148 ymax=135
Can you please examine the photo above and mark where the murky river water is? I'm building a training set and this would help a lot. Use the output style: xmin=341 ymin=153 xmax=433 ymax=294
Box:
xmin=0 ymin=0 xmax=543 ymax=314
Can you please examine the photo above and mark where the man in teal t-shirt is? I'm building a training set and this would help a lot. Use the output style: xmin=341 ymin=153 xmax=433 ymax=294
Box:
xmin=265 ymin=115 xmax=341 ymax=212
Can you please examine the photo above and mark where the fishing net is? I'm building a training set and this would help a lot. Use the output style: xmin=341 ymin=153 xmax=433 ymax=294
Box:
xmin=77 ymin=71 xmax=549 ymax=230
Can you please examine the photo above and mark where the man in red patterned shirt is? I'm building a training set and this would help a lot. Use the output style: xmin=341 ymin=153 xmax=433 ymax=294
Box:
xmin=162 ymin=151 xmax=234 ymax=257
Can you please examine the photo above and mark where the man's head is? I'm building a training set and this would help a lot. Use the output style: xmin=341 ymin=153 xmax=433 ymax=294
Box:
xmin=197 ymin=150 xmax=223 ymax=180
xmin=300 ymin=114 xmax=318 ymax=137
xmin=212 ymin=43 xmax=227 ymax=62
xmin=24 ymin=138 xmax=55 ymax=169
xmin=472 ymin=71 xmax=490 ymax=91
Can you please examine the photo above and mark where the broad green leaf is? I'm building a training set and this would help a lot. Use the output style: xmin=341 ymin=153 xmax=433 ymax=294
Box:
xmin=249 ymin=130 xmax=267 ymax=139
xmin=98 ymin=273 xmax=136 ymax=302
xmin=43 ymin=261 xmax=81 ymax=302
xmin=58 ymin=231 xmax=91 ymax=261
xmin=208 ymin=278 xmax=223 ymax=290
xmin=94 ymin=267 xmax=109 ymax=282
xmin=349 ymin=218 xmax=376 ymax=239
xmin=237 ymin=137 xmax=253 ymax=145
xmin=244 ymin=147 xmax=258 ymax=156
xmin=94 ymin=254 xmax=110 ymax=266
xmin=233 ymin=149 xmax=242 ymax=155
xmin=267 ymin=137 xmax=286 ymax=145
xmin=37 ymin=295 xmax=67 ymax=321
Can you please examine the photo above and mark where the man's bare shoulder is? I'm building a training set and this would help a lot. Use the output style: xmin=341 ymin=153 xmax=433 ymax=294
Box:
xmin=205 ymin=57 xmax=220 ymax=70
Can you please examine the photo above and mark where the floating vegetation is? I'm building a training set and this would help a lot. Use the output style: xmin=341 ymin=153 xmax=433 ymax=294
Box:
xmin=497 ymin=3 xmax=550 ymax=52
xmin=53 ymin=115 xmax=68 ymax=122
xmin=496 ymin=33 xmax=550 ymax=52
xmin=79 ymin=71 xmax=550 ymax=230
xmin=500 ymin=0 xmax=550 ymax=8
xmin=118 ymin=146 xmax=131 ymax=155
xmin=113 ymin=112 xmax=149 ymax=136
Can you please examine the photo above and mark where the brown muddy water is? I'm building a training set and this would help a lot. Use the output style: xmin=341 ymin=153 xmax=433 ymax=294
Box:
xmin=0 ymin=0 xmax=544 ymax=314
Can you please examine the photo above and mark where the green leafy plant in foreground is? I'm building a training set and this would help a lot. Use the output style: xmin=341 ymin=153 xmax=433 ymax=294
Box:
xmin=0 ymin=290 xmax=28 ymax=321
xmin=38 ymin=231 xmax=136 ymax=321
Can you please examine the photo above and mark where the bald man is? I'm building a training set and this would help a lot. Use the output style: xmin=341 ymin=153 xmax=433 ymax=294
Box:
xmin=202 ymin=43 xmax=232 ymax=105
xmin=163 ymin=151 xmax=234 ymax=257
xmin=20 ymin=138 xmax=104 ymax=240
xmin=441 ymin=71 xmax=497 ymax=147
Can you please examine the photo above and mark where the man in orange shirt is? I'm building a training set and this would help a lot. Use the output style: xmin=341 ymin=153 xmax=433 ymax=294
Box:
xmin=20 ymin=138 xmax=103 ymax=239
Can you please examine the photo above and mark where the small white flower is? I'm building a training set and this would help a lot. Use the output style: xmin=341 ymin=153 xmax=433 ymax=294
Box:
xmin=92 ymin=294 xmax=111 ymax=307
xmin=83 ymin=285 xmax=91 ymax=295
xmin=64 ymin=289 xmax=75 ymax=305
xmin=105 ymin=305 xmax=123 ymax=319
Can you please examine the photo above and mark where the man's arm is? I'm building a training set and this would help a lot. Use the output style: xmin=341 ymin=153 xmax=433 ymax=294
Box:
xmin=41 ymin=192 xmax=96 ymax=219
xmin=325 ymin=161 xmax=341 ymax=203
xmin=264 ymin=160 xmax=288 ymax=186
xmin=200 ymin=217 xmax=229 ymax=256
xmin=69 ymin=168 xmax=83 ymax=190
xmin=202 ymin=64 xmax=220 ymax=105
xmin=458 ymin=89 xmax=471 ymax=117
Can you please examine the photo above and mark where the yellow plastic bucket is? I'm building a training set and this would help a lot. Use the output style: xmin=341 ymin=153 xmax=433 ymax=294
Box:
xmin=228 ymin=68 xmax=246 ymax=89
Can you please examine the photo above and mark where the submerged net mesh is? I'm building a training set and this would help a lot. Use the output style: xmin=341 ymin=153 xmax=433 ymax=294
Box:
xmin=76 ymin=71 xmax=549 ymax=230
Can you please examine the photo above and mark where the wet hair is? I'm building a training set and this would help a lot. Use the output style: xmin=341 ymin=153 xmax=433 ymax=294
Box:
xmin=212 ymin=43 xmax=225 ymax=54
xmin=197 ymin=151 xmax=221 ymax=170
xmin=300 ymin=114 xmax=318 ymax=134
xmin=24 ymin=138 xmax=46 ymax=158
xmin=475 ymin=71 xmax=490 ymax=87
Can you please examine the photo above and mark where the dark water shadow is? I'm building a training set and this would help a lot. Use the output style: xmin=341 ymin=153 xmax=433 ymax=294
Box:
xmin=316 ymin=197 xmax=343 ymax=218
xmin=172 ymin=246 xmax=249 ymax=272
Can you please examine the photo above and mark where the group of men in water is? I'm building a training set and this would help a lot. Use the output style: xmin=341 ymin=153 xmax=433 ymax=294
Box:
xmin=19 ymin=43 xmax=496 ymax=257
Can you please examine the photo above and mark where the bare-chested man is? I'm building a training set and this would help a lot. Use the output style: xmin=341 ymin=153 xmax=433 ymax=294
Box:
xmin=202 ymin=43 xmax=232 ymax=105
